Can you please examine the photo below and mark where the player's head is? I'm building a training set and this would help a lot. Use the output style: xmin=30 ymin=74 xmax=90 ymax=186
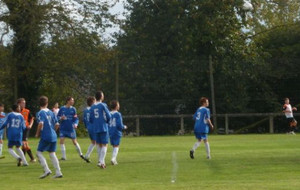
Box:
xmin=53 ymin=102 xmax=59 ymax=108
xmin=199 ymin=97 xmax=209 ymax=107
xmin=66 ymin=96 xmax=74 ymax=106
xmin=284 ymin=98 xmax=290 ymax=104
xmin=0 ymin=103 xmax=4 ymax=112
xmin=110 ymin=100 xmax=120 ymax=111
xmin=87 ymin=96 xmax=96 ymax=107
xmin=16 ymin=98 xmax=26 ymax=109
xmin=95 ymin=91 xmax=104 ymax=101
xmin=12 ymin=104 xmax=21 ymax=112
xmin=39 ymin=96 xmax=48 ymax=107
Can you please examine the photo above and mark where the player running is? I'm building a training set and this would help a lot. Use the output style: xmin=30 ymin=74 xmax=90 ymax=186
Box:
xmin=190 ymin=97 xmax=214 ymax=160
xmin=17 ymin=98 xmax=36 ymax=162
xmin=109 ymin=100 xmax=127 ymax=165
xmin=0 ymin=104 xmax=28 ymax=166
xmin=35 ymin=96 xmax=63 ymax=179
xmin=83 ymin=96 xmax=96 ymax=162
xmin=283 ymin=98 xmax=297 ymax=135
xmin=0 ymin=103 xmax=6 ymax=159
xmin=90 ymin=91 xmax=111 ymax=169
xmin=57 ymin=96 xmax=85 ymax=161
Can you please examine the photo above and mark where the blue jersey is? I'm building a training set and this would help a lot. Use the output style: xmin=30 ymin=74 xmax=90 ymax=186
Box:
xmin=109 ymin=111 xmax=125 ymax=137
xmin=83 ymin=107 xmax=93 ymax=131
xmin=36 ymin=108 xmax=58 ymax=142
xmin=0 ymin=112 xmax=6 ymax=132
xmin=90 ymin=102 xmax=111 ymax=133
xmin=0 ymin=112 xmax=26 ymax=142
xmin=57 ymin=106 xmax=79 ymax=132
xmin=193 ymin=107 xmax=211 ymax=133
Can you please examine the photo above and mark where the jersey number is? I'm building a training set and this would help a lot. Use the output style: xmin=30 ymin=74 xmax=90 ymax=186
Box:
xmin=94 ymin=109 xmax=99 ymax=118
xmin=11 ymin=119 xmax=21 ymax=128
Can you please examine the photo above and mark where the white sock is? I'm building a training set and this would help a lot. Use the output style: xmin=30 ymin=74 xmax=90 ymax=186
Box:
xmin=75 ymin=142 xmax=83 ymax=156
xmin=112 ymin=147 xmax=119 ymax=161
xmin=85 ymin=144 xmax=95 ymax=158
xmin=49 ymin=152 xmax=62 ymax=175
xmin=37 ymin=151 xmax=50 ymax=173
xmin=16 ymin=148 xmax=28 ymax=165
xmin=192 ymin=141 xmax=201 ymax=151
xmin=0 ymin=143 xmax=3 ymax=156
xmin=100 ymin=146 xmax=107 ymax=165
xmin=8 ymin=148 xmax=20 ymax=160
xmin=60 ymin=144 xmax=66 ymax=159
xmin=205 ymin=142 xmax=211 ymax=157
xmin=97 ymin=146 xmax=102 ymax=164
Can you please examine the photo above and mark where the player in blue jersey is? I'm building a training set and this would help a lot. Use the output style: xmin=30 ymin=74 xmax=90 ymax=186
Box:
xmin=190 ymin=97 xmax=214 ymax=159
xmin=35 ymin=96 xmax=63 ymax=179
xmin=83 ymin=96 xmax=96 ymax=162
xmin=0 ymin=103 xmax=6 ymax=159
xmin=109 ymin=100 xmax=127 ymax=165
xmin=0 ymin=104 xmax=28 ymax=166
xmin=89 ymin=91 xmax=111 ymax=169
xmin=57 ymin=96 xmax=85 ymax=161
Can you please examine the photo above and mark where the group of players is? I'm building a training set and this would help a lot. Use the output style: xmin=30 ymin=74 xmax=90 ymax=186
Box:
xmin=0 ymin=90 xmax=127 ymax=179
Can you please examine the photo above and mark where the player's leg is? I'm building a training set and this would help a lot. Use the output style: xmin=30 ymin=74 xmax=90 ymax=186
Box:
xmin=36 ymin=140 xmax=51 ymax=178
xmin=25 ymin=141 xmax=36 ymax=162
xmin=0 ymin=133 xmax=4 ymax=159
xmin=16 ymin=144 xmax=29 ymax=166
xmin=71 ymin=138 xmax=84 ymax=160
xmin=48 ymin=142 xmax=62 ymax=179
xmin=190 ymin=132 xmax=202 ymax=159
xmin=8 ymin=143 xmax=22 ymax=166
xmin=59 ymin=137 xmax=67 ymax=160
xmin=111 ymin=136 xmax=120 ymax=165
xmin=98 ymin=132 xmax=109 ymax=168
xmin=203 ymin=138 xmax=211 ymax=159
xmin=84 ymin=131 xmax=96 ymax=162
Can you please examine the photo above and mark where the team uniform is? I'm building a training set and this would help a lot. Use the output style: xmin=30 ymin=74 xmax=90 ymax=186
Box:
xmin=57 ymin=106 xmax=83 ymax=160
xmin=90 ymin=102 xmax=111 ymax=166
xmin=0 ymin=112 xmax=28 ymax=166
xmin=0 ymin=112 xmax=6 ymax=157
xmin=109 ymin=111 xmax=125 ymax=146
xmin=36 ymin=108 xmax=62 ymax=178
xmin=83 ymin=106 xmax=96 ymax=160
xmin=283 ymin=104 xmax=296 ymax=134
xmin=109 ymin=111 xmax=125 ymax=164
xmin=190 ymin=106 xmax=212 ymax=159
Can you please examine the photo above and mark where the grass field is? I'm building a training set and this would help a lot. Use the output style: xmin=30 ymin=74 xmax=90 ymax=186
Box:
xmin=1 ymin=135 xmax=300 ymax=190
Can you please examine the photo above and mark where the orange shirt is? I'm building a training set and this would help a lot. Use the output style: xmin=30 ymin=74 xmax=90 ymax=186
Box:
xmin=21 ymin=108 xmax=33 ymax=127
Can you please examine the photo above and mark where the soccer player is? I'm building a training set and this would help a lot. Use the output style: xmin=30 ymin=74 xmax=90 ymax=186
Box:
xmin=57 ymin=96 xmax=85 ymax=161
xmin=52 ymin=102 xmax=60 ymax=117
xmin=90 ymin=91 xmax=111 ymax=169
xmin=109 ymin=100 xmax=127 ymax=165
xmin=190 ymin=97 xmax=214 ymax=160
xmin=0 ymin=103 xmax=6 ymax=159
xmin=35 ymin=96 xmax=63 ymax=179
xmin=0 ymin=104 xmax=28 ymax=166
xmin=283 ymin=98 xmax=297 ymax=135
xmin=17 ymin=98 xmax=36 ymax=162
xmin=83 ymin=96 xmax=96 ymax=162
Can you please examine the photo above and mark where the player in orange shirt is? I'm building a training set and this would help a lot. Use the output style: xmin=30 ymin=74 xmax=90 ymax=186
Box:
xmin=17 ymin=98 xmax=36 ymax=162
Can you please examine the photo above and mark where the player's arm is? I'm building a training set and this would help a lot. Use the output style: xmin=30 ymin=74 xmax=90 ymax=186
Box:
xmin=282 ymin=104 xmax=291 ymax=113
xmin=73 ymin=108 xmax=79 ymax=129
xmin=0 ymin=117 xmax=8 ymax=130
xmin=117 ymin=113 xmax=127 ymax=130
xmin=103 ymin=104 xmax=111 ymax=123
xmin=28 ymin=111 xmax=34 ymax=129
xmin=35 ymin=122 xmax=43 ymax=138
xmin=57 ymin=108 xmax=66 ymax=121
xmin=292 ymin=107 xmax=297 ymax=111
xmin=207 ymin=119 xmax=214 ymax=130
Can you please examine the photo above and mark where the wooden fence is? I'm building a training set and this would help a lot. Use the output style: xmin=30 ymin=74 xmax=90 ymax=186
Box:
xmin=123 ymin=113 xmax=300 ymax=136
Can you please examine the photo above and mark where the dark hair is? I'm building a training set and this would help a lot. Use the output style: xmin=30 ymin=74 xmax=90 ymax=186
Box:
xmin=87 ymin=96 xmax=95 ymax=107
xmin=16 ymin=98 xmax=25 ymax=104
xmin=12 ymin=104 xmax=19 ymax=112
xmin=199 ymin=97 xmax=208 ymax=106
xmin=39 ymin=96 xmax=48 ymax=107
xmin=110 ymin=100 xmax=119 ymax=110
xmin=0 ymin=103 xmax=4 ymax=107
xmin=66 ymin=96 xmax=73 ymax=104
xmin=95 ymin=91 xmax=103 ymax=101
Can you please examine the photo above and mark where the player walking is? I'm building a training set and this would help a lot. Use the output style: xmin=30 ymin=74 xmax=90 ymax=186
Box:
xmin=283 ymin=98 xmax=297 ymax=135
xmin=17 ymin=98 xmax=36 ymax=162
xmin=83 ymin=96 xmax=96 ymax=162
xmin=35 ymin=96 xmax=63 ymax=179
xmin=109 ymin=100 xmax=127 ymax=165
xmin=0 ymin=103 xmax=6 ymax=159
xmin=57 ymin=96 xmax=85 ymax=161
xmin=190 ymin=97 xmax=214 ymax=159
xmin=90 ymin=91 xmax=111 ymax=169
xmin=0 ymin=104 xmax=28 ymax=166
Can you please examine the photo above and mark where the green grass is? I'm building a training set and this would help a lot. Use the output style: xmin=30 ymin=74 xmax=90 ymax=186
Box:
xmin=1 ymin=135 xmax=300 ymax=190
